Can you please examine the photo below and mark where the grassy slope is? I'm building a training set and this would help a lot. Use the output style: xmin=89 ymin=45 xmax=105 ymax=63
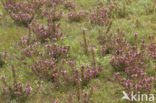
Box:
xmin=0 ymin=0 xmax=156 ymax=103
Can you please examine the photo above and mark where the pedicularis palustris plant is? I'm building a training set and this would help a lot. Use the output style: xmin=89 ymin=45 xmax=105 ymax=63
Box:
xmin=19 ymin=0 xmax=71 ymax=84
xmin=30 ymin=44 xmax=70 ymax=82
xmin=109 ymin=33 xmax=155 ymax=72
xmin=106 ymin=0 xmax=127 ymax=18
xmin=21 ymin=31 xmax=103 ymax=87
xmin=21 ymin=42 xmax=102 ymax=87
xmin=45 ymin=0 xmax=65 ymax=7
xmin=97 ymin=28 xmax=155 ymax=94
xmin=52 ymin=87 xmax=94 ymax=103
xmin=90 ymin=6 xmax=110 ymax=26
xmin=98 ymin=28 xmax=128 ymax=57
xmin=147 ymin=35 xmax=156 ymax=61
xmin=29 ymin=3 xmax=63 ymax=42
xmin=21 ymin=37 xmax=70 ymax=82
xmin=68 ymin=11 xmax=88 ymax=22
xmin=102 ymin=31 xmax=155 ymax=94
xmin=90 ymin=1 xmax=127 ymax=25
xmin=64 ymin=0 xmax=76 ymax=10
xmin=0 ymin=66 xmax=41 ymax=103
xmin=66 ymin=88 xmax=94 ymax=103
xmin=60 ymin=59 xmax=103 ymax=87
xmin=2 ymin=0 xmax=44 ymax=26
xmin=30 ymin=21 xmax=63 ymax=43
xmin=41 ymin=8 xmax=63 ymax=22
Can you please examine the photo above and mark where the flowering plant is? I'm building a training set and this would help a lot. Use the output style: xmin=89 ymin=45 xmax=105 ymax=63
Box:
xmin=0 ymin=66 xmax=41 ymax=103
xmin=68 ymin=11 xmax=88 ymax=22
xmin=2 ymin=0 xmax=44 ymax=26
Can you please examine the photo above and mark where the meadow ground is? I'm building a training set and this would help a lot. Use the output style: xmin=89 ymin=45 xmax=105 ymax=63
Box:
xmin=0 ymin=0 xmax=156 ymax=103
